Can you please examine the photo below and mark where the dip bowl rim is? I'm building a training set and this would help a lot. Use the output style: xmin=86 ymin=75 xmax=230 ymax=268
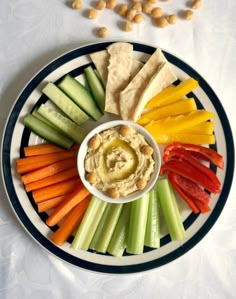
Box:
xmin=77 ymin=120 xmax=161 ymax=204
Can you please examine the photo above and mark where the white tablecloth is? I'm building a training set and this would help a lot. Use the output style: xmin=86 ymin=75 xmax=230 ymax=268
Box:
xmin=0 ymin=1 xmax=235 ymax=298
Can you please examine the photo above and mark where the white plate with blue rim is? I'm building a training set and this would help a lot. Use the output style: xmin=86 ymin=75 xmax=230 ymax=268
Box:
xmin=1 ymin=41 xmax=234 ymax=274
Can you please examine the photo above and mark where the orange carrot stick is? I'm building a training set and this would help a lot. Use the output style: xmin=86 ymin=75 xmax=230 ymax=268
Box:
xmin=21 ymin=157 xmax=77 ymax=185
xmin=16 ymin=151 xmax=76 ymax=174
xmin=25 ymin=167 xmax=79 ymax=192
xmin=51 ymin=197 xmax=90 ymax=246
xmin=37 ymin=194 xmax=73 ymax=213
xmin=46 ymin=185 xmax=90 ymax=227
xmin=24 ymin=143 xmax=79 ymax=157
xmin=32 ymin=178 xmax=81 ymax=203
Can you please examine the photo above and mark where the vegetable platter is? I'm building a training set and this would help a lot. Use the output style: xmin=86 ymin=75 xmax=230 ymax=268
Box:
xmin=1 ymin=41 xmax=234 ymax=274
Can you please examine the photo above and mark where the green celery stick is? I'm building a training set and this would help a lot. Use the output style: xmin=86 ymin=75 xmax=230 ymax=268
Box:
xmin=107 ymin=203 xmax=131 ymax=257
xmin=144 ymin=188 xmax=161 ymax=248
xmin=126 ymin=193 xmax=150 ymax=255
xmin=157 ymin=178 xmax=186 ymax=241
xmin=71 ymin=197 xmax=107 ymax=250
xmin=90 ymin=203 xmax=123 ymax=253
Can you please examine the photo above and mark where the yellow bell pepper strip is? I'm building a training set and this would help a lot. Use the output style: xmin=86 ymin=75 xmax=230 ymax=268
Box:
xmin=183 ymin=121 xmax=214 ymax=135
xmin=160 ymin=159 xmax=220 ymax=194
xmin=140 ymin=98 xmax=197 ymax=123
xmin=163 ymin=147 xmax=221 ymax=192
xmin=145 ymin=78 xmax=199 ymax=109
xmin=163 ymin=142 xmax=224 ymax=169
xmin=144 ymin=110 xmax=215 ymax=134
xmin=151 ymin=133 xmax=215 ymax=145
xmin=168 ymin=172 xmax=210 ymax=214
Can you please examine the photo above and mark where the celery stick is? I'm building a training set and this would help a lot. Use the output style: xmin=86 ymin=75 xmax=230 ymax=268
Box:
xmin=71 ymin=197 xmax=107 ymax=250
xmin=144 ymin=188 xmax=160 ymax=248
xmin=157 ymin=178 xmax=186 ymax=241
xmin=90 ymin=203 xmax=123 ymax=253
xmin=107 ymin=203 xmax=131 ymax=257
xmin=126 ymin=194 xmax=150 ymax=255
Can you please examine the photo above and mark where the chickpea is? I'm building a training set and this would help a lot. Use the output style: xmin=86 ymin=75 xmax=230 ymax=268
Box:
xmin=183 ymin=9 xmax=194 ymax=20
xmin=116 ymin=4 xmax=128 ymax=16
xmin=191 ymin=0 xmax=202 ymax=9
xmin=119 ymin=125 xmax=134 ymax=137
xmin=146 ymin=0 xmax=157 ymax=4
xmin=136 ymin=178 xmax=147 ymax=190
xmin=88 ymin=135 xmax=101 ymax=150
xmin=155 ymin=16 xmax=168 ymax=28
xmin=95 ymin=0 xmax=106 ymax=10
xmin=107 ymin=187 xmax=120 ymax=198
xmin=166 ymin=14 xmax=177 ymax=24
xmin=141 ymin=145 xmax=154 ymax=156
xmin=131 ymin=0 xmax=141 ymax=3
xmin=126 ymin=8 xmax=137 ymax=21
xmin=97 ymin=26 xmax=109 ymax=38
xmin=150 ymin=7 xmax=163 ymax=18
xmin=86 ymin=172 xmax=98 ymax=185
xmin=142 ymin=2 xmax=153 ymax=14
xmin=133 ymin=13 xmax=144 ymax=23
xmin=132 ymin=3 xmax=142 ymax=13
xmin=87 ymin=9 xmax=98 ymax=19
xmin=72 ymin=0 xmax=83 ymax=9
xmin=106 ymin=0 xmax=117 ymax=9
xmin=122 ymin=20 xmax=133 ymax=31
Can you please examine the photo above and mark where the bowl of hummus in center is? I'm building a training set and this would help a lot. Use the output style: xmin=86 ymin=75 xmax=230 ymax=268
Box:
xmin=78 ymin=120 xmax=161 ymax=204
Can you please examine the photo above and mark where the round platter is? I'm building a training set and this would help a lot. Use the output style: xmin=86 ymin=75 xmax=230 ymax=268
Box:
xmin=1 ymin=41 xmax=234 ymax=274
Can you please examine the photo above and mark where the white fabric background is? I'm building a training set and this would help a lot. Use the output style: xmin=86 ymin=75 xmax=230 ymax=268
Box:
xmin=0 ymin=1 xmax=235 ymax=298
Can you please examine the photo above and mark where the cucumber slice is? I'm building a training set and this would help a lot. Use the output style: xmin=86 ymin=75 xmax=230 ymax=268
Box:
xmin=84 ymin=66 xmax=105 ymax=112
xmin=42 ymin=82 xmax=89 ymax=125
xmin=37 ymin=105 xmax=86 ymax=144
xmin=23 ymin=114 xmax=74 ymax=149
xmin=32 ymin=109 xmax=56 ymax=127
xmin=58 ymin=75 xmax=103 ymax=121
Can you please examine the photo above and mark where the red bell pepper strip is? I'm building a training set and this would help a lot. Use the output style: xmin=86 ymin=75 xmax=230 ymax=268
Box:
xmin=163 ymin=148 xmax=221 ymax=191
xmin=168 ymin=172 xmax=211 ymax=214
xmin=163 ymin=142 xmax=224 ymax=169
xmin=160 ymin=159 xmax=221 ymax=194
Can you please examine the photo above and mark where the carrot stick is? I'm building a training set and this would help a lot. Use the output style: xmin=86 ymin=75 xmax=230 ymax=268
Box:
xmin=51 ymin=197 xmax=90 ymax=246
xmin=46 ymin=185 xmax=90 ymax=227
xmin=24 ymin=143 xmax=79 ymax=157
xmin=32 ymin=178 xmax=81 ymax=203
xmin=21 ymin=157 xmax=77 ymax=185
xmin=37 ymin=194 xmax=73 ymax=213
xmin=25 ymin=167 xmax=79 ymax=192
xmin=16 ymin=151 xmax=76 ymax=174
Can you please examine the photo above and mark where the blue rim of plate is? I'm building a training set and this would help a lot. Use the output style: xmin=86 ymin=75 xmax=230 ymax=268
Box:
xmin=1 ymin=41 xmax=235 ymax=274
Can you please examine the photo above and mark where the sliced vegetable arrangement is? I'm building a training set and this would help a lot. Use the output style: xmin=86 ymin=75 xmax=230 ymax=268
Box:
xmin=17 ymin=42 xmax=224 ymax=257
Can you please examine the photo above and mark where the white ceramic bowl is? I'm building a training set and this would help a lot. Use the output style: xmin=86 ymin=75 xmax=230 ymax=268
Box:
xmin=77 ymin=120 xmax=161 ymax=204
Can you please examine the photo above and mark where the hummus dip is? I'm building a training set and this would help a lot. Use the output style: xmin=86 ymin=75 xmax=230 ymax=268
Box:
xmin=84 ymin=125 xmax=155 ymax=198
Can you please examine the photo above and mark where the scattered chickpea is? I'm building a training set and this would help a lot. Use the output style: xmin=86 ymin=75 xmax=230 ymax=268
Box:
xmin=72 ymin=0 xmax=83 ymax=9
xmin=107 ymin=187 xmax=120 ymax=198
xmin=95 ymin=0 xmax=106 ymax=10
xmin=126 ymin=8 xmax=137 ymax=21
xmin=88 ymin=135 xmax=101 ymax=150
xmin=132 ymin=3 xmax=143 ymax=13
xmin=150 ymin=7 xmax=163 ymax=18
xmin=119 ymin=125 xmax=134 ymax=137
xmin=146 ymin=0 xmax=157 ymax=4
xmin=133 ymin=13 xmax=144 ymax=23
xmin=106 ymin=0 xmax=117 ymax=9
xmin=116 ymin=4 xmax=128 ymax=17
xmin=97 ymin=26 xmax=109 ymax=38
xmin=122 ymin=20 xmax=134 ymax=31
xmin=141 ymin=145 xmax=154 ymax=156
xmin=166 ymin=14 xmax=177 ymax=24
xmin=86 ymin=172 xmax=98 ymax=185
xmin=191 ymin=0 xmax=202 ymax=9
xmin=155 ymin=16 xmax=168 ymax=28
xmin=183 ymin=9 xmax=194 ymax=20
xmin=136 ymin=178 xmax=147 ymax=190
xmin=87 ymin=9 xmax=98 ymax=19
xmin=142 ymin=2 xmax=153 ymax=14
